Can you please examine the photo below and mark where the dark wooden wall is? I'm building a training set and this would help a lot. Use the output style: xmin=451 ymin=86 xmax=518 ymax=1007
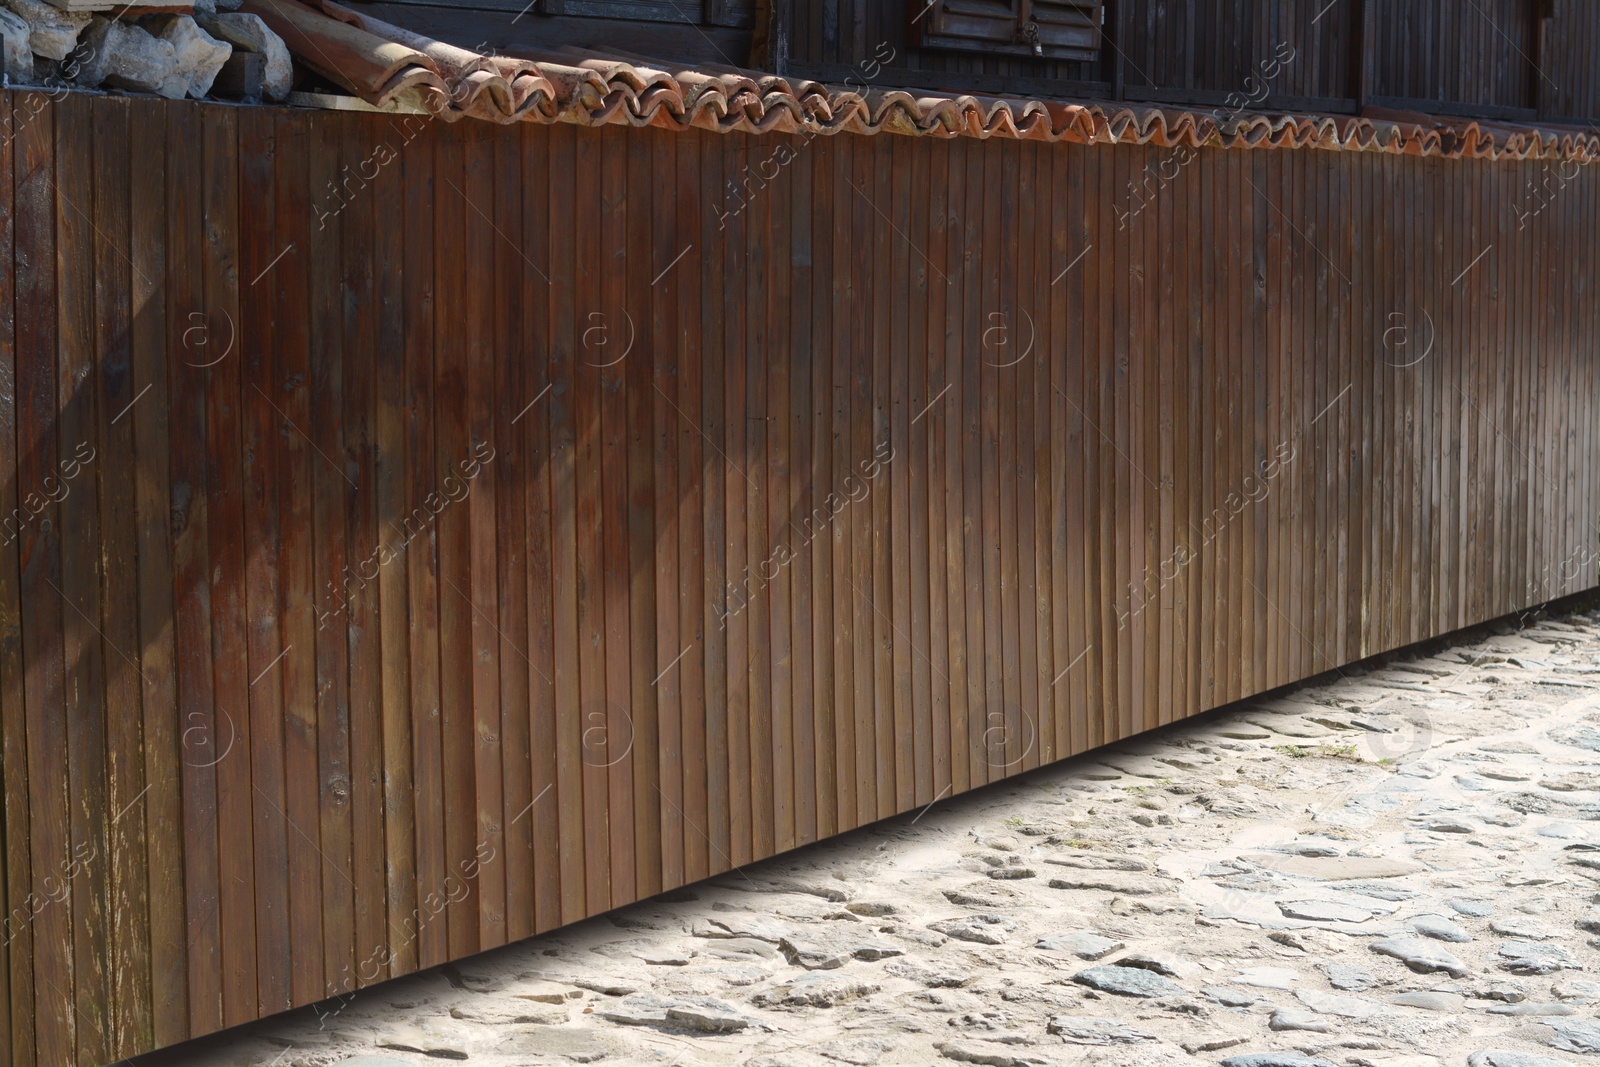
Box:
xmin=0 ymin=89 xmax=1597 ymax=1067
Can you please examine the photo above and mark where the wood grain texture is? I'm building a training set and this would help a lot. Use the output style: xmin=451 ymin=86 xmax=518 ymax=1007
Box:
xmin=0 ymin=94 xmax=1595 ymax=1066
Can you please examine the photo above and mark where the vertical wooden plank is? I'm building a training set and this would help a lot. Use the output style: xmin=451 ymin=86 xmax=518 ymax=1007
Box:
xmin=394 ymin=110 xmax=443 ymax=968
xmin=0 ymin=89 xmax=29 ymax=1067
xmin=518 ymin=123 xmax=561 ymax=933
xmin=429 ymin=119 xmax=477 ymax=958
xmin=674 ymin=130 xmax=708 ymax=881
xmin=766 ymin=130 xmax=795 ymax=853
xmin=198 ymin=103 xmax=258 ymax=1030
xmin=571 ymin=125 xmax=611 ymax=907
xmin=166 ymin=94 xmax=222 ymax=1041
xmin=942 ymin=136 xmax=971 ymax=794
xmin=268 ymin=107 xmax=324 ymax=1001
xmin=54 ymin=91 xmax=112 ymax=1067
xmin=700 ymin=130 xmax=730 ymax=866
xmin=371 ymin=111 xmax=417 ymax=972
xmin=850 ymin=134 xmax=874 ymax=819
xmin=337 ymin=115 xmax=388 ymax=979
xmin=599 ymin=126 xmax=636 ymax=905
xmin=868 ymin=137 xmax=895 ymax=814
xmin=885 ymin=136 xmax=915 ymax=808
xmin=492 ymin=121 xmax=532 ymax=941
xmin=93 ymin=96 xmax=154 ymax=1058
xmin=829 ymin=134 xmax=858 ymax=828
xmin=624 ymin=128 xmax=659 ymax=899
xmin=544 ymin=124 xmax=587 ymax=923
xmin=806 ymin=135 xmax=835 ymax=844
xmin=126 ymin=97 xmax=186 ymax=1051
xmin=906 ymin=137 xmax=934 ymax=796
xmin=977 ymin=139 xmax=1005 ymax=782
xmin=788 ymin=131 xmax=817 ymax=844
xmin=237 ymin=106 xmax=290 ymax=1020
xmin=649 ymin=130 xmax=684 ymax=889
xmin=17 ymin=88 xmax=72 ymax=1064
xmin=461 ymin=122 xmax=505 ymax=949
xmin=743 ymin=131 xmax=775 ymax=851
xmin=922 ymin=137 xmax=952 ymax=798
xmin=307 ymin=111 xmax=355 ymax=991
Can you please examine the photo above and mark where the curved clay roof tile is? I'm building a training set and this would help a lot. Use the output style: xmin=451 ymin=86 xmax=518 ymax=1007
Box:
xmin=256 ymin=4 xmax=1600 ymax=164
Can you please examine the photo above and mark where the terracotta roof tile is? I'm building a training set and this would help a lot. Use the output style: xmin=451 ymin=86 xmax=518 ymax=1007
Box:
xmin=252 ymin=0 xmax=1600 ymax=163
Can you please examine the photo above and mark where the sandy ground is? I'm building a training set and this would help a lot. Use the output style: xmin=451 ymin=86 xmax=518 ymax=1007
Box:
xmin=136 ymin=601 xmax=1600 ymax=1067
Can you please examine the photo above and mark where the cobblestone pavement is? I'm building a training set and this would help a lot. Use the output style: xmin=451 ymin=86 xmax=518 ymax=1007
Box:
xmin=143 ymin=604 xmax=1600 ymax=1067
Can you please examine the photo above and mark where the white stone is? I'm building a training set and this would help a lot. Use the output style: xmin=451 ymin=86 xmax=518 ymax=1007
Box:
xmin=2 ymin=0 xmax=88 ymax=61
xmin=196 ymin=11 xmax=289 ymax=100
xmin=73 ymin=18 xmax=177 ymax=95
xmin=141 ymin=14 xmax=229 ymax=99
xmin=0 ymin=4 xmax=30 ymax=79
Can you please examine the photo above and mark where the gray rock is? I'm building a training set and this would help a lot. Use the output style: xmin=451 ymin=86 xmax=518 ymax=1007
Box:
xmin=1550 ymin=724 xmax=1600 ymax=752
xmin=697 ymin=915 xmax=792 ymax=942
xmin=1545 ymin=1017 xmax=1600 ymax=1053
xmin=1046 ymin=872 xmax=1170 ymax=896
xmin=73 ymin=18 xmax=178 ymax=95
xmin=1034 ymin=931 xmax=1124 ymax=960
xmin=667 ymin=998 xmax=755 ymax=1033
xmin=1276 ymin=899 xmax=1374 ymax=923
xmin=943 ymin=884 xmax=1021 ymax=909
xmin=1071 ymin=965 xmax=1184 ymax=998
xmin=140 ymin=15 xmax=231 ymax=99
xmin=1370 ymin=936 xmax=1470 ymax=977
xmin=935 ymin=1040 xmax=1056 ymax=1067
xmin=2 ymin=0 xmax=88 ymax=61
xmin=194 ymin=12 xmax=290 ymax=99
xmin=1389 ymin=990 xmax=1464 ymax=1011
xmin=1269 ymin=1007 xmax=1332 ymax=1031
xmin=1419 ymin=816 xmax=1477 ymax=833
xmin=778 ymin=932 xmax=902 ymax=969
xmin=1451 ymin=900 xmax=1495 ymax=917
xmin=1044 ymin=851 xmax=1151 ymax=872
xmin=1045 ymin=1015 xmax=1158 ymax=1045
xmin=1468 ymin=1052 xmax=1578 ymax=1067
xmin=1342 ymin=881 xmax=1419 ymax=901
xmin=1293 ymin=987 xmax=1378 ymax=1018
xmin=752 ymin=973 xmax=880 ymax=1008
xmin=884 ymin=959 xmax=972 ymax=988
xmin=929 ymin=915 xmax=1014 ymax=946
xmin=1222 ymin=1056 xmax=1339 ymax=1067
xmin=1491 ymin=917 xmax=1562 ymax=940
xmin=1487 ymin=1002 xmax=1576 ymax=1016
xmin=491 ymin=1028 xmax=612 ymax=1063
xmin=597 ymin=992 xmax=753 ymax=1032
xmin=0 ymin=5 xmax=28 ymax=80
xmin=1499 ymin=940 xmax=1582 ymax=975
xmin=1407 ymin=914 xmax=1472 ymax=942
xmin=1318 ymin=961 xmax=1375 ymax=991
xmin=513 ymin=979 xmax=586 ymax=1004
xmin=1202 ymin=985 xmax=1261 ymax=1006
xmin=1552 ymin=978 xmax=1600 ymax=1002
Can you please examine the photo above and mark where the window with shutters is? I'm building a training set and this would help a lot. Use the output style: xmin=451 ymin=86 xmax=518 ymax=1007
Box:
xmin=909 ymin=0 xmax=1103 ymax=62
xmin=534 ymin=0 xmax=751 ymax=27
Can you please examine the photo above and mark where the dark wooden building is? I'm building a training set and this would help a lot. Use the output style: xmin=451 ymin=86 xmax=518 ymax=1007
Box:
xmin=1 ymin=2 xmax=1597 ymax=1064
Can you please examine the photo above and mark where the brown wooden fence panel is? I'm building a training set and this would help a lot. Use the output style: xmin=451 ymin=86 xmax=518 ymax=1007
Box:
xmin=0 ymin=91 xmax=1598 ymax=1065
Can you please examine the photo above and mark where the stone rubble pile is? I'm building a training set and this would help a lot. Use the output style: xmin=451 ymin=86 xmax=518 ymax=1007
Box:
xmin=0 ymin=0 xmax=289 ymax=101
xmin=128 ymin=604 xmax=1600 ymax=1066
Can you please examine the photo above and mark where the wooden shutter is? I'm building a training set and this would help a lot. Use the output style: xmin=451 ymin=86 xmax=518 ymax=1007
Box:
xmin=540 ymin=0 xmax=707 ymax=24
xmin=910 ymin=0 xmax=1102 ymax=61
xmin=1028 ymin=0 xmax=1101 ymax=55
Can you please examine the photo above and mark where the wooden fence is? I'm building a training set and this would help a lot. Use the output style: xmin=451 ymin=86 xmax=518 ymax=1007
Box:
xmin=0 ymin=89 xmax=1597 ymax=1066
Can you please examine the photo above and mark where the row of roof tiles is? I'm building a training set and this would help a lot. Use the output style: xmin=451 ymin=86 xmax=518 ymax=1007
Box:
xmin=244 ymin=0 xmax=1600 ymax=163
